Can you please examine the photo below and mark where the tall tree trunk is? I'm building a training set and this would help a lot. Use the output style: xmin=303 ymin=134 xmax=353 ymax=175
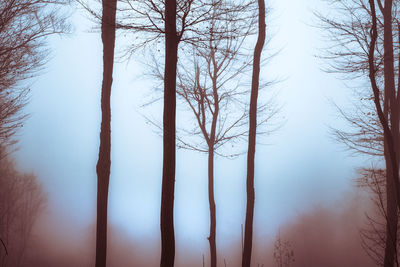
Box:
xmin=383 ymin=42 xmax=398 ymax=266
xmin=208 ymin=147 xmax=217 ymax=267
xmin=95 ymin=1 xmax=117 ymax=267
xmin=382 ymin=1 xmax=399 ymax=266
xmin=207 ymin=50 xmax=220 ymax=267
xmin=384 ymin=150 xmax=398 ymax=267
xmin=242 ymin=0 xmax=265 ymax=266
xmin=160 ymin=0 xmax=178 ymax=266
xmin=383 ymin=38 xmax=398 ymax=267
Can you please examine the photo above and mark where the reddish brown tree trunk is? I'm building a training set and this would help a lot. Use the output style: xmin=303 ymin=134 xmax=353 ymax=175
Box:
xmin=384 ymin=150 xmax=398 ymax=267
xmin=95 ymin=1 xmax=117 ymax=267
xmin=242 ymin=0 xmax=265 ymax=266
xmin=207 ymin=57 xmax=219 ymax=267
xmin=160 ymin=0 xmax=178 ymax=266
xmin=367 ymin=1 xmax=400 ymax=265
xmin=207 ymin=147 xmax=217 ymax=267
xmin=382 ymin=1 xmax=400 ymax=266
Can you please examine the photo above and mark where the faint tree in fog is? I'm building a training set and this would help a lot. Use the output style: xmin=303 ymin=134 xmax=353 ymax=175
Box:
xmin=0 ymin=157 xmax=45 ymax=267
xmin=317 ymin=0 xmax=400 ymax=265
xmin=0 ymin=0 xmax=67 ymax=264
xmin=242 ymin=0 xmax=266 ymax=266
xmin=335 ymin=97 xmax=400 ymax=265
xmin=273 ymin=233 xmax=295 ymax=267
xmin=0 ymin=0 xmax=68 ymax=155
xmin=94 ymin=0 xmax=117 ymax=266
xmin=356 ymin=167 xmax=397 ymax=266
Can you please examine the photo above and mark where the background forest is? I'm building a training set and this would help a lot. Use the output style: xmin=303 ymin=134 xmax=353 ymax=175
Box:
xmin=0 ymin=0 xmax=397 ymax=266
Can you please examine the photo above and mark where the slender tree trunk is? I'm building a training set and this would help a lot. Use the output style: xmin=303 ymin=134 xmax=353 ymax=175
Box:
xmin=383 ymin=26 xmax=397 ymax=266
xmin=95 ymin=1 xmax=117 ymax=267
xmin=384 ymin=48 xmax=398 ymax=267
xmin=207 ymin=50 xmax=220 ymax=267
xmin=369 ymin=0 xmax=400 ymax=213
xmin=385 ymin=149 xmax=398 ymax=267
xmin=160 ymin=0 xmax=178 ymax=266
xmin=382 ymin=1 xmax=399 ymax=266
xmin=383 ymin=56 xmax=398 ymax=267
xmin=208 ymin=146 xmax=217 ymax=267
xmin=242 ymin=0 xmax=265 ymax=266
xmin=384 ymin=49 xmax=398 ymax=267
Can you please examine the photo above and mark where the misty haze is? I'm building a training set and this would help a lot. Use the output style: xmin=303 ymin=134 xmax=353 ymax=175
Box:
xmin=0 ymin=0 xmax=398 ymax=266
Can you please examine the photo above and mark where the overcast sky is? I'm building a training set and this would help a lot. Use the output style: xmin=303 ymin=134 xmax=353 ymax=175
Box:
xmin=12 ymin=0 xmax=372 ymax=265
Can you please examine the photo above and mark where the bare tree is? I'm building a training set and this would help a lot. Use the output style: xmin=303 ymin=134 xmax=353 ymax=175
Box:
xmin=0 ymin=0 xmax=68 ymax=154
xmin=273 ymin=233 xmax=295 ymax=267
xmin=317 ymin=0 xmax=400 ymax=265
xmin=242 ymin=0 xmax=266 ymax=266
xmin=114 ymin=3 xmax=221 ymax=266
xmin=365 ymin=1 xmax=400 ymax=266
xmin=80 ymin=1 xmax=265 ymax=266
xmin=142 ymin=2 xmax=278 ymax=266
xmin=0 ymin=1 xmax=66 ymax=265
xmin=146 ymin=2 xmax=261 ymax=266
xmin=357 ymin=167 xmax=398 ymax=266
xmin=0 ymin=157 xmax=45 ymax=267
xmin=79 ymin=1 xmax=209 ymax=265
xmin=116 ymin=2 xmax=257 ymax=266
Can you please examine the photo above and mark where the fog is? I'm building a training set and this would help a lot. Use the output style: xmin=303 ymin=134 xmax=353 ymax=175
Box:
xmin=3 ymin=0 xmax=381 ymax=266
xmin=22 ymin=190 xmax=374 ymax=266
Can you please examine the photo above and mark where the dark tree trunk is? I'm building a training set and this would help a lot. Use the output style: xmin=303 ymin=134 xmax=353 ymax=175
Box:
xmin=384 ymin=150 xmax=398 ymax=267
xmin=383 ymin=51 xmax=398 ymax=267
xmin=207 ymin=54 xmax=220 ymax=267
xmin=95 ymin=1 xmax=117 ymax=267
xmin=367 ymin=1 xmax=400 ymax=265
xmin=208 ymin=147 xmax=217 ymax=267
xmin=160 ymin=0 xmax=178 ymax=266
xmin=382 ymin=1 xmax=399 ymax=266
xmin=242 ymin=0 xmax=265 ymax=267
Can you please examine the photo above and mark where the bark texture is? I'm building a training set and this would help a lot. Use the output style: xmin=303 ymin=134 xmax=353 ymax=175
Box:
xmin=160 ymin=0 xmax=178 ymax=266
xmin=95 ymin=0 xmax=117 ymax=267
xmin=242 ymin=0 xmax=265 ymax=266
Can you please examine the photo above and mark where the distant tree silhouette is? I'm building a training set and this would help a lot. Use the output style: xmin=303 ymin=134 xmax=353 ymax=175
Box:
xmin=317 ymin=0 xmax=400 ymax=265
xmin=242 ymin=0 xmax=266 ymax=266
xmin=95 ymin=0 xmax=117 ymax=267
xmin=0 ymin=156 xmax=45 ymax=267
xmin=273 ymin=233 xmax=295 ymax=267
xmin=0 ymin=0 xmax=68 ymax=155
xmin=333 ymin=99 xmax=400 ymax=264
xmin=0 ymin=1 xmax=66 ymax=265
xmin=356 ymin=167 xmax=398 ymax=266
